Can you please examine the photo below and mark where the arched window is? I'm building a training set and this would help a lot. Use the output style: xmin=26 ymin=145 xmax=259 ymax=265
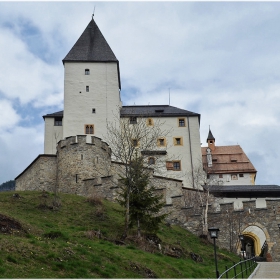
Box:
xmin=85 ymin=69 xmax=90 ymax=75
xmin=85 ymin=124 xmax=94 ymax=134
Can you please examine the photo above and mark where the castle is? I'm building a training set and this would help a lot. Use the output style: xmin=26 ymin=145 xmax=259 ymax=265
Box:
xmin=15 ymin=17 xmax=280 ymax=261
xmin=15 ymin=17 xmax=202 ymax=202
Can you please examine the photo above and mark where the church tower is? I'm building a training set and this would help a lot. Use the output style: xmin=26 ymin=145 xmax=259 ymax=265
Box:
xmin=207 ymin=128 xmax=215 ymax=151
xmin=62 ymin=17 xmax=122 ymax=142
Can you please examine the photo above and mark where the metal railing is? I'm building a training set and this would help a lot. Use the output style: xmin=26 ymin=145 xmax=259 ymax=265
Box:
xmin=218 ymin=257 xmax=257 ymax=279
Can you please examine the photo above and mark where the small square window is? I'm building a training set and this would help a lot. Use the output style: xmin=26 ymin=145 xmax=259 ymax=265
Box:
xmin=219 ymin=174 xmax=223 ymax=178
xmin=178 ymin=118 xmax=185 ymax=127
xmin=147 ymin=118 xmax=154 ymax=126
xmin=54 ymin=117 xmax=62 ymax=126
xmin=130 ymin=117 xmax=137 ymax=124
xmin=132 ymin=139 xmax=139 ymax=147
xmin=159 ymin=139 xmax=165 ymax=146
xmin=239 ymin=174 xmax=244 ymax=177
xmin=174 ymin=137 xmax=183 ymax=145
xmin=231 ymin=174 xmax=238 ymax=180
xmin=148 ymin=157 xmax=155 ymax=165
xmin=173 ymin=161 xmax=181 ymax=171
xmin=86 ymin=86 xmax=89 ymax=92
xmin=85 ymin=69 xmax=90 ymax=75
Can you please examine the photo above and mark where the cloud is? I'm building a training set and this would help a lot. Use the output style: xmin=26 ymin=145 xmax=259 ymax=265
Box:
xmin=0 ymin=99 xmax=20 ymax=131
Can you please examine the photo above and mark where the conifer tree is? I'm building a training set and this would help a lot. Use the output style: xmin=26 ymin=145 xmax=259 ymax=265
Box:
xmin=119 ymin=156 xmax=166 ymax=238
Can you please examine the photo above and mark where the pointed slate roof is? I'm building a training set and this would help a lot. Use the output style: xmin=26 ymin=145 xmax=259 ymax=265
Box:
xmin=63 ymin=18 xmax=121 ymax=89
xmin=207 ymin=129 xmax=215 ymax=142
xmin=63 ymin=18 xmax=118 ymax=63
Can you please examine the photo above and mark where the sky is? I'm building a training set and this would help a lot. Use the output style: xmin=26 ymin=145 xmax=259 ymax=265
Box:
xmin=0 ymin=1 xmax=280 ymax=185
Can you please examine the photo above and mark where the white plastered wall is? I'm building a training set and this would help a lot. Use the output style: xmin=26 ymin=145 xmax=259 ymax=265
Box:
xmin=44 ymin=118 xmax=63 ymax=154
xmin=132 ymin=115 xmax=202 ymax=189
xmin=63 ymin=62 xmax=121 ymax=143
xmin=209 ymin=172 xmax=255 ymax=186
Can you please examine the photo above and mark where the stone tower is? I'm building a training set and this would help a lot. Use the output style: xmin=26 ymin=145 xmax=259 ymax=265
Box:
xmin=62 ymin=18 xmax=122 ymax=143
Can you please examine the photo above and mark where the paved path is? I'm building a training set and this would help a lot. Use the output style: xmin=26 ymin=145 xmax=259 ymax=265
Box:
xmin=250 ymin=262 xmax=280 ymax=279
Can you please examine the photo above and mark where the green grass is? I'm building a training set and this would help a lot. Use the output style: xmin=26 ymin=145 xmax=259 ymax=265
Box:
xmin=0 ymin=190 xmax=246 ymax=278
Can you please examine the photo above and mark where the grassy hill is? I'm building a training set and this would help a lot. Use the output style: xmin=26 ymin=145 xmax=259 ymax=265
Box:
xmin=0 ymin=191 xmax=242 ymax=278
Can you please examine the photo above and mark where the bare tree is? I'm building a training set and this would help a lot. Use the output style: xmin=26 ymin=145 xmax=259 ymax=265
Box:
xmin=184 ymin=164 xmax=222 ymax=237
xmin=104 ymin=114 xmax=171 ymax=238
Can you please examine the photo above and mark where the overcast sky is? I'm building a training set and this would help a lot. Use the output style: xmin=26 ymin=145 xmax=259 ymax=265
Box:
xmin=1 ymin=2 xmax=280 ymax=185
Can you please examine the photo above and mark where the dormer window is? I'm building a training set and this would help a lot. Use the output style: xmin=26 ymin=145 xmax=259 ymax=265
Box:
xmin=85 ymin=69 xmax=90 ymax=75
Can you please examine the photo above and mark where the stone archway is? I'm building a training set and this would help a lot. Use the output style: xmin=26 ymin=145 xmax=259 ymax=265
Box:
xmin=241 ymin=223 xmax=272 ymax=257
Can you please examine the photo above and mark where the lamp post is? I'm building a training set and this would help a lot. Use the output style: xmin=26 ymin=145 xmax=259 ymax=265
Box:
xmin=208 ymin=227 xmax=220 ymax=278
xmin=239 ymin=234 xmax=245 ymax=259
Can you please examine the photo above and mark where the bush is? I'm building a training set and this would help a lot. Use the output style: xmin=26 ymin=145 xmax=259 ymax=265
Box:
xmin=86 ymin=195 xmax=103 ymax=206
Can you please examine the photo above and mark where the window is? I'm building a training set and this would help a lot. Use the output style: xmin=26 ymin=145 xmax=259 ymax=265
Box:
xmin=166 ymin=160 xmax=181 ymax=171
xmin=54 ymin=117 xmax=62 ymax=126
xmin=132 ymin=139 xmax=139 ymax=147
xmin=85 ymin=124 xmax=94 ymax=134
xmin=239 ymin=174 xmax=244 ymax=177
xmin=148 ymin=157 xmax=155 ymax=165
xmin=92 ymin=108 xmax=96 ymax=113
xmin=130 ymin=117 xmax=137 ymax=124
xmin=147 ymin=118 xmax=154 ymax=126
xmin=85 ymin=69 xmax=90 ymax=75
xmin=157 ymin=138 xmax=166 ymax=147
xmin=231 ymin=174 xmax=238 ymax=180
xmin=178 ymin=118 xmax=186 ymax=127
xmin=174 ymin=137 xmax=183 ymax=146
xmin=219 ymin=174 xmax=223 ymax=178
xmin=86 ymin=86 xmax=89 ymax=92
xmin=173 ymin=161 xmax=181 ymax=171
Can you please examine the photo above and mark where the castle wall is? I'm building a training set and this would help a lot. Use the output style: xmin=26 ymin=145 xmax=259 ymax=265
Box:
xmin=15 ymin=155 xmax=57 ymax=192
xmin=163 ymin=193 xmax=280 ymax=261
xmin=56 ymin=135 xmax=112 ymax=195
xmin=150 ymin=176 xmax=183 ymax=204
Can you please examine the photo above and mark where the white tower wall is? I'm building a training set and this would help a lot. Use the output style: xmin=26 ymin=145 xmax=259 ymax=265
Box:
xmin=63 ymin=62 xmax=121 ymax=142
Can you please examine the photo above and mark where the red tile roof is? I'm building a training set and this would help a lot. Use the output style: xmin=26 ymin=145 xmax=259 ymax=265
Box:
xmin=201 ymin=145 xmax=257 ymax=174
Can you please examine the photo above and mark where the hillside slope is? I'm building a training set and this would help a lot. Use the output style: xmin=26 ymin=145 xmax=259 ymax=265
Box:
xmin=0 ymin=191 xmax=241 ymax=278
